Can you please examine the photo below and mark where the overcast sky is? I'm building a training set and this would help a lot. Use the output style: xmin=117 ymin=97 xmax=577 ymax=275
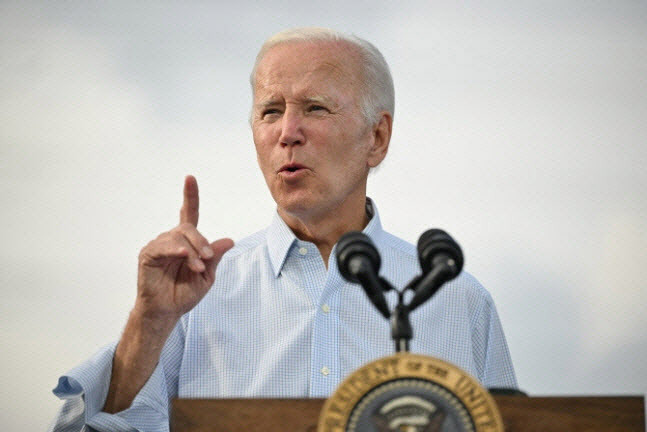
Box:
xmin=1 ymin=1 xmax=646 ymax=429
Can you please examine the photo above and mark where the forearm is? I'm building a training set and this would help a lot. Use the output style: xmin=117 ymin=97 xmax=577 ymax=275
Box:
xmin=103 ymin=308 xmax=178 ymax=413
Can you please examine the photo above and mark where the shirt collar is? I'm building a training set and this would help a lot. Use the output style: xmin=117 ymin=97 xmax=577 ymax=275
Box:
xmin=266 ymin=197 xmax=384 ymax=277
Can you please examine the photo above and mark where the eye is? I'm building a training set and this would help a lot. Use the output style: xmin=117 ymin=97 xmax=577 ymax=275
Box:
xmin=307 ymin=105 xmax=328 ymax=113
xmin=261 ymin=108 xmax=281 ymax=119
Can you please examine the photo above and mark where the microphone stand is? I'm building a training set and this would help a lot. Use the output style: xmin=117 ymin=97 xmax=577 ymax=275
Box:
xmin=357 ymin=273 xmax=426 ymax=353
xmin=372 ymin=276 xmax=413 ymax=352
xmin=389 ymin=275 xmax=421 ymax=352
xmin=391 ymin=302 xmax=412 ymax=352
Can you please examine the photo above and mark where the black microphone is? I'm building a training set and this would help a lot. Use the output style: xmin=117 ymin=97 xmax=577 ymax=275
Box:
xmin=407 ymin=229 xmax=463 ymax=311
xmin=336 ymin=231 xmax=390 ymax=318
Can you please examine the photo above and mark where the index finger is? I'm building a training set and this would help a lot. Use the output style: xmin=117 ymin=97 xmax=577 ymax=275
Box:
xmin=180 ymin=175 xmax=199 ymax=226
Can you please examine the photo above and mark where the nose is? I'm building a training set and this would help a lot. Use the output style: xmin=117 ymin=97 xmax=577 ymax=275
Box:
xmin=278 ymin=108 xmax=305 ymax=146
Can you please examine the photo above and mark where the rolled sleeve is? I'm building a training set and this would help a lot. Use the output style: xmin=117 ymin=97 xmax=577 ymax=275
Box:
xmin=50 ymin=342 xmax=171 ymax=432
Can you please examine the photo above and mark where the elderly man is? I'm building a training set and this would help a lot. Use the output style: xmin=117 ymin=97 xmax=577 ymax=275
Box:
xmin=49 ymin=28 xmax=516 ymax=431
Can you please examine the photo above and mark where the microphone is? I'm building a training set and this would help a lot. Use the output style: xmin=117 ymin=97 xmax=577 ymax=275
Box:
xmin=336 ymin=232 xmax=391 ymax=318
xmin=407 ymin=229 xmax=463 ymax=311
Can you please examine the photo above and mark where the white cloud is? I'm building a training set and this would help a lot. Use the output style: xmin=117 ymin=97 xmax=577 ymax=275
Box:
xmin=2 ymin=1 xmax=646 ymax=429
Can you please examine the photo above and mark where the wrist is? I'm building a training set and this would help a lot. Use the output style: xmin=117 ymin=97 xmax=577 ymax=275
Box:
xmin=105 ymin=308 xmax=176 ymax=414
xmin=130 ymin=303 xmax=179 ymax=337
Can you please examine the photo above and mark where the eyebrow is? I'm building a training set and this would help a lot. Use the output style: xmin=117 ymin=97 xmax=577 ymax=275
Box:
xmin=255 ymin=95 xmax=335 ymax=109
xmin=303 ymin=96 xmax=333 ymax=105
xmin=255 ymin=100 xmax=280 ymax=111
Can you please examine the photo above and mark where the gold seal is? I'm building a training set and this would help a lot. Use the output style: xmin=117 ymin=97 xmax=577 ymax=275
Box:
xmin=318 ymin=353 xmax=504 ymax=432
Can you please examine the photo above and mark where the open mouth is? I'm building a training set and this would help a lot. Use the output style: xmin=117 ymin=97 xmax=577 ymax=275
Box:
xmin=279 ymin=163 xmax=308 ymax=174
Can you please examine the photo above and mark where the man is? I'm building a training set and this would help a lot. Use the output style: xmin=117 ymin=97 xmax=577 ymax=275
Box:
xmin=49 ymin=28 xmax=516 ymax=431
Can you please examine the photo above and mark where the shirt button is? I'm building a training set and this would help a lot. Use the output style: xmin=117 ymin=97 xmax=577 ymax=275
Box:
xmin=321 ymin=304 xmax=330 ymax=313
xmin=320 ymin=366 xmax=330 ymax=376
xmin=298 ymin=247 xmax=308 ymax=255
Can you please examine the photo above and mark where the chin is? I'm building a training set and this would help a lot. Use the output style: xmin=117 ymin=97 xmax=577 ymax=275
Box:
xmin=274 ymin=193 xmax=322 ymax=217
xmin=277 ymin=199 xmax=313 ymax=216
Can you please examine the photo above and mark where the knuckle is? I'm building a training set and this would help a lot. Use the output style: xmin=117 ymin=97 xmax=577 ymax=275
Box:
xmin=138 ymin=244 xmax=155 ymax=263
xmin=141 ymin=238 xmax=158 ymax=254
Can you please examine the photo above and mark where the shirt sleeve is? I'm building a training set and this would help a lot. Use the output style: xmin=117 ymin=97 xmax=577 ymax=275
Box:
xmin=470 ymin=288 xmax=518 ymax=389
xmin=48 ymin=321 xmax=185 ymax=432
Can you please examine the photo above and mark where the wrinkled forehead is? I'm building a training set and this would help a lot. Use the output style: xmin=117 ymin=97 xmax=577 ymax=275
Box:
xmin=253 ymin=41 xmax=364 ymax=97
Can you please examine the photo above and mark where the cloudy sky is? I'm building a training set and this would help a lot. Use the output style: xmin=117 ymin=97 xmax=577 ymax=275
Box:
xmin=1 ymin=1 xmax=646 ymax=429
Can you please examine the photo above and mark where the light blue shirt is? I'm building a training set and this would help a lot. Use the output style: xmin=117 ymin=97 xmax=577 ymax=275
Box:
xmin=49 ymin=200 xmax=517 ymax=432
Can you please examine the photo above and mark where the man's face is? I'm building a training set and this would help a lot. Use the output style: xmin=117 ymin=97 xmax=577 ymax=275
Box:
xmin=251 ymin=41 xmax=380 ymax=220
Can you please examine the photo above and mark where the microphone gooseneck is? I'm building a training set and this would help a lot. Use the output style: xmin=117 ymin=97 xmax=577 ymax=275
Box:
xmin=336 ymin=228 xmax=464 ymax=352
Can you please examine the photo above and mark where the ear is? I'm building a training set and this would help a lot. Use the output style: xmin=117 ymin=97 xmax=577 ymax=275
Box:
xmin=367 ymin=111 xmax=393 ymax=168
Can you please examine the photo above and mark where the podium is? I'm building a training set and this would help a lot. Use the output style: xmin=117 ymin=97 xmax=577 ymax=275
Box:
xmin=171 ymin=396 xmax=645 ymax=431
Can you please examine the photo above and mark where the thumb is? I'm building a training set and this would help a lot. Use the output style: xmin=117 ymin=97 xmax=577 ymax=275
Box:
xmin=203 ymin=238 xmax=234 ymax=275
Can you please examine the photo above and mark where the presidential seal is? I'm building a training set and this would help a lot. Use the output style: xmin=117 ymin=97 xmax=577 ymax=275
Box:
xmin=318 ymin=353 xmax=503 ymax=432
xmin=327 ymin=231 xmax=503 ymax=431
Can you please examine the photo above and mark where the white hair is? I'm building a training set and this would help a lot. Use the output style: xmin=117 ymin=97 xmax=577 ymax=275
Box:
xmin=250 ymin=27 xmax=395 ymax=124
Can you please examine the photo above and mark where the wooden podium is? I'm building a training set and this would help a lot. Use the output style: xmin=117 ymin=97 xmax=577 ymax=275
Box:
xmin=171 ymin=395 xmax=645 ymax=431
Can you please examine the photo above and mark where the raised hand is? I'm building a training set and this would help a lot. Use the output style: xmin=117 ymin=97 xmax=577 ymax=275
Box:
xmin=135 ymin=175 xmax=234 ymax=321
xmin=105 ymin=176 xmax=233 ymax=413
